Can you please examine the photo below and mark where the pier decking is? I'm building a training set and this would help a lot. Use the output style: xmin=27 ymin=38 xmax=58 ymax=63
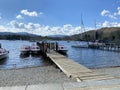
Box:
xmin=47 ymin=51 xmax=92 ymax=77
xmin=37 ymin=41 xmax=115 ymax=82
xmin=47 ymin=51 xmax=114 ymax=81
xmin=89 ymin=42 xmax=120 ymax=52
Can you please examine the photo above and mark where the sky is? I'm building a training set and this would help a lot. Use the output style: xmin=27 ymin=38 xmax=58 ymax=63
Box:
xmin=0 ymin=0 xmax=120 ymax=36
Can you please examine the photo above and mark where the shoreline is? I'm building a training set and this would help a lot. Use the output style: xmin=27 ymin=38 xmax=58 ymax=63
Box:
xmin=1 ymin=63 xmax=120 ymax=70
xmin=0 ymin=65 xmax=120 ymax=87
xmin=0 ymin=65 xmax=75 ymax=87
xmin=0 ymin=64 xmax=51 ymax=70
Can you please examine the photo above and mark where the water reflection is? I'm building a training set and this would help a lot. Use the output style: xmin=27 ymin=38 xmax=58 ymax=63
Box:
xmin=31 ymin=54 xmax=41 ymax=57
xmin=58 ymin=41 xmax=120 ymax=68
xmin=0 ymin=40 xmax=50 ymax=69
xmin=20 ymin=53 xmax=30 ymax=58
xmin=0 ymin=58 xmax=7 ymax=65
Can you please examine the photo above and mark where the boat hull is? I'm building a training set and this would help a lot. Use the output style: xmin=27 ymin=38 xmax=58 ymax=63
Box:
xmin=57 ymin=50 xmax=68 ymax=54
xmin=30 ymin=45 xmax=41 ymax=55
xmin=20 ymin=51 xmax=30 ymax=55
xmin=31 ymin=50 xmax=40 ymax=55
xmin=0 ymin=51 xmax=9 ymax=60
xmin=20 ymin=45 xmax=31 ymax=55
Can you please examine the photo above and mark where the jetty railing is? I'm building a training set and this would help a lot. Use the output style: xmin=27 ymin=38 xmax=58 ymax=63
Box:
xmin=88 ymin=42 xmax=120 ymax=52
xmin=37 ymin=41 xmax=58 ymax=53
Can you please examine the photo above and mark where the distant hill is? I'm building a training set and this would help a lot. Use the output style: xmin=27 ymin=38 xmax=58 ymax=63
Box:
xmin=47 ymin=35 xmax=68 ymax=38
xmin=0 ymin=32 xmax=35 ymax=36
xmin=0 ymin=32 xmax=67 ymax=40
xmin=0 ymin=32 xmax=15 ymax=35
xmin=16 ymin=32 xmax=30 ymax=35
xmin=67 ymin=27 xmax=120 ymax=43
xmin=1 ymin=27 xmax=120 ymax=42
xmin=0 ymin=32 xmax=42 ymax=40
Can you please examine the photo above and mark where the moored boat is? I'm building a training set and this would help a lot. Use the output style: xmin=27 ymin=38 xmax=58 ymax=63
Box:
xmin=30 ymin=44 xmax=40 ymax=54
xmin=57 ymin=45 xmax=68 ymax=54
xmin=0 ymin=48 xmax=9 ymax=60
xmin=20 ymin=45 xmax=30 ymax=55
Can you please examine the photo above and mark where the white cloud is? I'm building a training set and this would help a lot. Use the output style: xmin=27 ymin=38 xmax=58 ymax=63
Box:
xmin=117 ymin=7 xmax=120 ymax=15
xmin=0 ymin=16 xmax=2 ymax=19
xmin=21 ymin=9 xmax=39 ymax=17
xmin=8 ymin=21 xmax=91 ymax=36
xmin=102 ymin=21 xmax=120 ymax=27
xmin=102 ymin=21 xmax=110 ymax=27
xmin=117 ymin=7 xmax=120 ymax=10
xmin=101 ymin=9 xmax=110 ymax=16
xmin=108 ymin=15 xmax=117 ymax=19
xmin=101 ymin=6 xmax=120 ymax=19
xmin=16 ymin=15 xmax=23 ymax=19
xmin=9 ymin=20 xmax=20 ymax=28
xmin=0 ymin=25 xmax=8 ymax=32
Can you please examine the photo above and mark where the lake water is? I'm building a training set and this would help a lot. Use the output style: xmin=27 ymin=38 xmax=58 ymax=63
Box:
xmin=59 ymin=41 xmax=120 ymax=68
xmin=0 ymin=40 xmax=120 ymax=69
xmin=0 ymin=40 xmax=49 ymax=69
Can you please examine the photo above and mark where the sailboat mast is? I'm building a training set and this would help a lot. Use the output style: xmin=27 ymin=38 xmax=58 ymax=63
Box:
xmin=80 ymin=14 xmax=85 ymax=40
xmin=94 ymin=19 xmax=96 ymax=30
xmin=94 ymin=19 xmax=97 ymax=40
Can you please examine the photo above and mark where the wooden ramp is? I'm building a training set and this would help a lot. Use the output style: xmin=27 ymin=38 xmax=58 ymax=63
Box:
xmin=47 ymin=51 xmax=115 ymax=81
xmin=47 ymin=51 xmax=92 ymax=77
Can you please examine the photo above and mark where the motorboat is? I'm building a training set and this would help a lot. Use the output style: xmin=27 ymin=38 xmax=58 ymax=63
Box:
xmin=0 ymin=48 xmax=9 ymax=60
xmin=57 ymin=45 xmax=68 ymax=54
xmin=30 ymin=44 xmax=40 ymax=54
xmin=20 ymin=45 xmax=31 ymax=55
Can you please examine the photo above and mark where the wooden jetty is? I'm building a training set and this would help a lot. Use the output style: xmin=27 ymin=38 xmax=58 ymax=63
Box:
xmin=37 ymin=41 xmax=115 ymax=82
xmin=47 ymin=51 xmax=92 ymax=78
xmin=46 ymin=51 xmax=114 ymax=81
xmin=89 ymin=42 xmax=120 ymax=52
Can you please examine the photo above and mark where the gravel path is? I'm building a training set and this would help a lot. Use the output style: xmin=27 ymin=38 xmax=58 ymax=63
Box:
xmin=1 ymin=65 xmax=120 ymax=87
xmin=0 ymin=66 xmax=75 ymax=87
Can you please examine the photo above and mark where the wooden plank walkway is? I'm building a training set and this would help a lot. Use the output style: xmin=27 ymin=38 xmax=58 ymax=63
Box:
xmin=47 ymin=51 xmax=92 ymax=78
xmin=46 ymin=51 xmax=115 ymax=82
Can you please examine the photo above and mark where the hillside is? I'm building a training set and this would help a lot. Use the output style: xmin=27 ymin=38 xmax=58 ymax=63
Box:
xmin=1 ymin=27 xmax=120 ymax=42
xmin=0 ymin=32 xmax=44 ymax=40
xmin=68 ymin=27 xmax=120 ymax=43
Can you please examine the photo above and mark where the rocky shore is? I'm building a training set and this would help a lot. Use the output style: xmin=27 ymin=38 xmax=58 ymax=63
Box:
xmin=0 ymin=66 xmax=75 ymax=87
xmin=0 ymin=65 xmax=120 ymax=88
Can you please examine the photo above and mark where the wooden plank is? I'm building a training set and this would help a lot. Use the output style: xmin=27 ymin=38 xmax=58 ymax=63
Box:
xmin=47 ymin=51 xmax=115 ymax=81
xmin=48 ymin=55 xmax=91 ymax=73
xmin=71 ymin=72 xmax=106 ymax=78
xmin=80 ymin=75 xmax=114 ymax=80
xmin=47 ymin=52 xmax=92 ymax=77
xmin=81 ymin=76 xmax=114 ymax=81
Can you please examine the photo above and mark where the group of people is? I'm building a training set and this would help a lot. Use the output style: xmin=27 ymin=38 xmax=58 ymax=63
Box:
xmin=40 ymin=42 xmax=58 ymax=53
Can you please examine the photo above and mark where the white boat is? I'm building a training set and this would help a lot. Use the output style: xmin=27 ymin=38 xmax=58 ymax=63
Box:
xmin=20 ymin=45 xmax=30 ymax=55
xmin=0 ymin=48 xmax=9 ymax=60
xmin=57 ymin=45 xmax=68 ymax=54
xmin=30 ymin=44 xmax=40 ymax=54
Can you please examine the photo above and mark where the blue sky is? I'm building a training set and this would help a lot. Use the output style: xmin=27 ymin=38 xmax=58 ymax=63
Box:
xmin=0 ymin=0 xmax=120 ymax=36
